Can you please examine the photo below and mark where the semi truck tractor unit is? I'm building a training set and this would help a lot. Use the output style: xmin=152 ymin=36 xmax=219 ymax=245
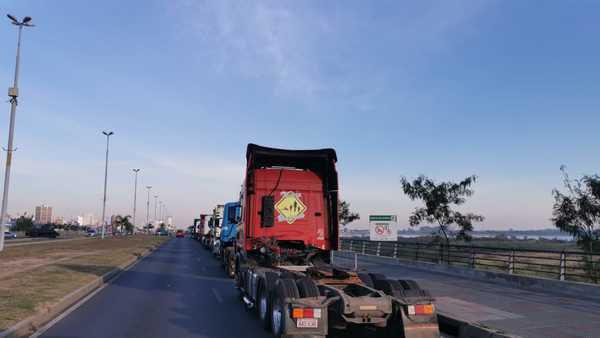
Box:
xmin=202 ymin=205 xmax=224 ymax=250
xmin=220 ymin=201 xmax=241 ymax=277
xmin=232 ymin=144 xmax=440 ymax=338
xmin=192 ymin=215 xmax=208 ymax=240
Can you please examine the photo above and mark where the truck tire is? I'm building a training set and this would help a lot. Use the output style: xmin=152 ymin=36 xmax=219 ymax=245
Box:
xmin=358 ymin=273 xmax=374 ymax=288
xmin=258 ymin=280 xmax=271 ymax=330
xmin=369 ymin=273 xmax=387 ymax=282
xmin=373 ymin=279 xmax=402 ymax=296
xmin=226 ymin=253 xmax=236 ymax=279
xmin=271 ymin=278 xmax=299 ymax=337
xmin=398 ymin=279 xmax=431 ymax=298
xmin=296 ymin=278 xmax=320 ymax=298
xmin=398 ymin=279 xmax=420 ymax=290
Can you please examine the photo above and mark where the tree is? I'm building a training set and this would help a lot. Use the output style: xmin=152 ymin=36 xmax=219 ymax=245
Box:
xmin=14 ymin=216 xmax=33 ymax=232
xmin=339 ymin=200 xmax=360 ymax=226
xmin=401 ymin=175 xmax=484 ymax=245
xmin=113 ymin=215 xmax=134 ymax=235
xmin=552 ymin=166 xmax=600 ymax=254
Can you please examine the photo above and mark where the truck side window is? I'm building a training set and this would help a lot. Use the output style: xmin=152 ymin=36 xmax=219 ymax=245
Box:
xmin=261 ymin=196 xmax=275 ymax=227
xmin=228 ymin=206 xmax=237 ymax=224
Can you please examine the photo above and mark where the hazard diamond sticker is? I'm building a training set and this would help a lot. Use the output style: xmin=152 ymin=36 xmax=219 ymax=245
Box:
xmin=275 ymin=191 xmax=307 ymax=224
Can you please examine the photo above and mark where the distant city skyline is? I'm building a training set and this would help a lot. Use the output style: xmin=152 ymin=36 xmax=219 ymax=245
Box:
xmin=0 ymin=1 xmax=598 ymax=229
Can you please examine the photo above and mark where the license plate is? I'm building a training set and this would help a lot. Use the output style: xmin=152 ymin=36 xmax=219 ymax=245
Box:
xmin=296 ymin=318 xmax=318 ymax=328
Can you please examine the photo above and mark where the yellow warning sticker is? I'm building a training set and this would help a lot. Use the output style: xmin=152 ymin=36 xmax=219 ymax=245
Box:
xmin=275 ymin=191 xmax=307 ymax=224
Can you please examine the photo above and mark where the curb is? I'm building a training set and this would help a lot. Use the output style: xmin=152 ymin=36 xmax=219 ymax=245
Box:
xmin=0 ymin=240 xmax=167 ymax=338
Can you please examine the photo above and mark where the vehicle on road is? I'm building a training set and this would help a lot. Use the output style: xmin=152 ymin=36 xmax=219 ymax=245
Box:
xmin=229 ymin=144 xmax=440 ymax=338
xmin=155 ymin=229 xmax=169 ymax=236
xmin=176 ymin=229 xmax=185 ymax=238
xmin=202 ymin=205 xmax=223 ymax=252
xmin=25 ymin=224 xmax=59 ymax=238
xmin=4 ymin=231 xmax=17 ymax=239
xmin=86 ymin=229 xmax=97 ymax=237
xmin=220 ymin=201 xmax=241 ymax=277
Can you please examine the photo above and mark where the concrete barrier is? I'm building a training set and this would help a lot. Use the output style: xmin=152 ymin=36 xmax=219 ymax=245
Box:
xmin=334 ymin=250 xmax=600 ymax=303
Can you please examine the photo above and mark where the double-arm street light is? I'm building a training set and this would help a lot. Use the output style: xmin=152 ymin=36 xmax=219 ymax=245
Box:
xmin=100 ymin=131 xmax=114 ymax=239
xmin=0 ymin=15 xmax=34 ymax=252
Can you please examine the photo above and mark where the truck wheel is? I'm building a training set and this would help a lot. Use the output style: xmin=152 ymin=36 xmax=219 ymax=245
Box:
xmin=398 ymin=279 xmax=420 ymax=290
xmin=258 ymin=282 xmax=271 ymax=329
xmin=398 ymin=279 xmax=431 ymax=298
xmin=227 ymin=254 xmax=236 ymax=279
xmin=373 ymin=279 xmax=400 ymax=296
xmin=296 ymin=278 xmax=320 ymax=298
xmin=271 ymin=279 xmax=299 ymax=337
xmin=358 ymin=273 xmax=374 ymax=288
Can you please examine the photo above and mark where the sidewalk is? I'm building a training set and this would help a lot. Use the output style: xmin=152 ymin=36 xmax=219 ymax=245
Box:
xmin=335 ymin=253 xmax=600 ymax=338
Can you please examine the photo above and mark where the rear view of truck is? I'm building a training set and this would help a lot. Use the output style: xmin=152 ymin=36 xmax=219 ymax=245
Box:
xmin=234 ymin=144 xmax=440 ymax=338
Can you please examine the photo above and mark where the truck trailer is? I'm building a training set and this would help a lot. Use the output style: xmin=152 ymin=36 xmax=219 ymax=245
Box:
xmin=233 ymin=144 xmax=440 ymax=338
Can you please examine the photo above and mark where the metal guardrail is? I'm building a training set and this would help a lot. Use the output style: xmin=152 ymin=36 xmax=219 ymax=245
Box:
xmin=340 ymin=238 xmax=600 ymax=284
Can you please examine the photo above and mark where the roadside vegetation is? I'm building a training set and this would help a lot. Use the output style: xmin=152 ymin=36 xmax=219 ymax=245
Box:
xmin=0 ymin=235 xmax=168 ymax=330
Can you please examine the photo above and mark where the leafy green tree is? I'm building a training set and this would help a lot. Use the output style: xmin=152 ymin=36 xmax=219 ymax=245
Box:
xmin=339 ymin=200 xmax=360 ymax=226
xmin=14 ymin=216 xmax=33 ymax=232
xmin=552 ymin=166 xmax=600 ymax=254
xmin=401 ymin=175 xmax=484 ymax=245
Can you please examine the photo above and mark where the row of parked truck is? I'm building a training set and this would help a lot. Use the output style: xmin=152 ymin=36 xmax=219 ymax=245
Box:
xmin=191 ymin=144 xmax=441 ymax=338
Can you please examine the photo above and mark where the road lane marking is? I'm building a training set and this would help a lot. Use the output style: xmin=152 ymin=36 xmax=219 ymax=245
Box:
xmin=212 ymin=288 xmax=223 ymax=303
xmin=27 ymin=244 xmax=158 ymax=338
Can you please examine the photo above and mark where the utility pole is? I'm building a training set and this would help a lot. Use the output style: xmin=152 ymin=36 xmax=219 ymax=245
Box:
xmin=0 ymin=15 xmax=33 ymax=252
xmin=145 ymin=186 xmax=152 ymax=229
xmin=100 ymin=131 xmax=113 ymax=239
xmin=131 ymin=169 xmax=140 ymax=230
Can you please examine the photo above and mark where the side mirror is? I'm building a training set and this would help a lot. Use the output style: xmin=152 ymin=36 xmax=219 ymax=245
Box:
xmin=261 ymin=196 xmax=275 ymax=227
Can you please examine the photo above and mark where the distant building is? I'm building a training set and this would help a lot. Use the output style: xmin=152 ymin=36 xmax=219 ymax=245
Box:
xmin=34 ymin=205 xmax=53 ymax=224
xmin=54 ymin=216 xmax=65 ymax=225
xmin=79 ymin=213 xmax=97 ymax=226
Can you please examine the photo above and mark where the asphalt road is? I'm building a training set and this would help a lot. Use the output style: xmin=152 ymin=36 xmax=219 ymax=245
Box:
xmin=37 ymin=238 xmax=451 ymax=338
xmin=334 ymin=253 xmax=600 ymax=338
xmin=38 ymin=237 xmax=269 ymax=338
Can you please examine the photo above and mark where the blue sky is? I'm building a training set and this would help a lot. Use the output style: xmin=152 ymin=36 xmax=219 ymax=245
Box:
xmin=0 ymin=0 xmax=598 ymax=229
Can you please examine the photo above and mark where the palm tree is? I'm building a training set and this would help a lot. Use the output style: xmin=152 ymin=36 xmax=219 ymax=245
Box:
xmin=113 ymin=215 xmax=134 ymax=235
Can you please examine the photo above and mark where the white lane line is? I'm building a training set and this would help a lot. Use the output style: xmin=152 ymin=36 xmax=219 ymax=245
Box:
xmin=211 ymin=288 xmax=223 ymax=303
xmin=28 ymin=246 xmax=157 ymax=338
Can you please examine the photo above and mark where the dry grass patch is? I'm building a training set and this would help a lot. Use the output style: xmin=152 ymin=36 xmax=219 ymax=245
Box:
xmin=0 ymin=235 xmax=169 ymax=330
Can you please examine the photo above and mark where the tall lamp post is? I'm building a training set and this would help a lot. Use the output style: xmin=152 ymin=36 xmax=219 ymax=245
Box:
xmin=154 ymin=195 xmax=158 ymax=223
xmin=145 ymin=186 xmax=152 ymax=229
xmin=131 ymin=169 xmax=140 ymax=230
xmin=0 ymin=15 xmax=34 ymax=252
xmin=159 ymin=200 xmax=163 ymax=223
xmin=100 ymin=131 xmax=114 ymax=239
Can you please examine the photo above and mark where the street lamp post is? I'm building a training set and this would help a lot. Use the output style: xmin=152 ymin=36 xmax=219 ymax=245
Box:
xmin=154 ymin=195 xmax=158 ymax=223
xmin=159 ymin=201 xmax=163 ymax=223
xmin=145 ymin=186 xmax=152 ymax=229
xmin=0 ymin=15 xmax=34 ymax=252
xmin=100 ymin=131 xmax=114 ymax=239
xmin=131 ymin=169 xmax=140 ymax=230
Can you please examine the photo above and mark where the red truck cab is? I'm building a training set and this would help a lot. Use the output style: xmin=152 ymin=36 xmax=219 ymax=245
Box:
xmin=238 ymin=144 xmax=339 ymax=261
